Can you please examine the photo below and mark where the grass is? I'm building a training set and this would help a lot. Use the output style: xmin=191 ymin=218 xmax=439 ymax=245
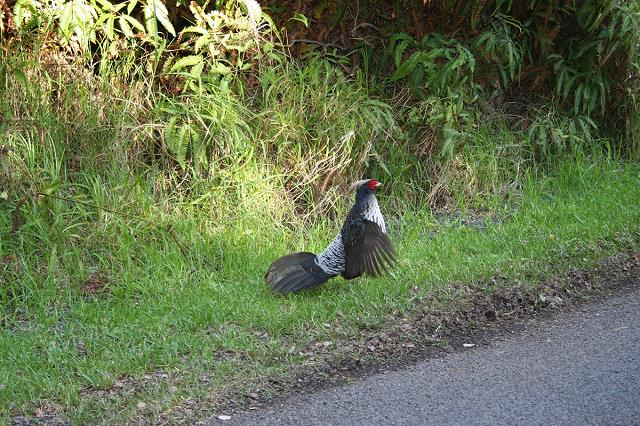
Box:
xmin=1 ymin=151 xmax=639 ymax=423
xmin=0 ymin=48 xmax=639 ymax=423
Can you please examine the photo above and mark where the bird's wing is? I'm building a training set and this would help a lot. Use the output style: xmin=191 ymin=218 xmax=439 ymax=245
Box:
xmin=342 ymin=219 xmax=397 ymax=280
xmin=265 ymin=252 xmax=330 ymax=294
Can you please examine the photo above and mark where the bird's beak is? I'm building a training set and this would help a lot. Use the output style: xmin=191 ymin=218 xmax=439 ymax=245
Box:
xmin=375 ymin=182 xmax=382 ymax=187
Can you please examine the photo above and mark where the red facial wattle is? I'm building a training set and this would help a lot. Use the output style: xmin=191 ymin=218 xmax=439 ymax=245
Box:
xmin=367 ymin=179 xmax=379 ymax=190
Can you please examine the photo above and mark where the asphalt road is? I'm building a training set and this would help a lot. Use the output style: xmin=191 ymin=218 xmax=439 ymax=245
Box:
xmin=214 ymin=282 xmax=640 ymax=426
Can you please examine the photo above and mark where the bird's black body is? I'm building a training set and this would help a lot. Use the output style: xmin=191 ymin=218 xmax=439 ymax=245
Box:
xmin=265 ymin=179 xmax=397 ymax=294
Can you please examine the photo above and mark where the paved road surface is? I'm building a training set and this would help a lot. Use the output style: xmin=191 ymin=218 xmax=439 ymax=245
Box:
xmin=214 ymin=282 xmax=640 ymax=425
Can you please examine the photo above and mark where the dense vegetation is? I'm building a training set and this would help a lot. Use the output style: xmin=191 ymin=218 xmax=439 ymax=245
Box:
xmin=0 ymin=0 xmax=639 ymax=423
xmin=2 ymin=0 xmax=638 ymax=211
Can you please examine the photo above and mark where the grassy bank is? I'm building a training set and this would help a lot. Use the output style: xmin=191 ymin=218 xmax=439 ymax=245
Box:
xmin=1 ymin=143 xmax=639 ymax=423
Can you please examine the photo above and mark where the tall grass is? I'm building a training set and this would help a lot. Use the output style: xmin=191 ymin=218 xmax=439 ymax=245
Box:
xmin=154 ymin=53 xmax=406 ymax=222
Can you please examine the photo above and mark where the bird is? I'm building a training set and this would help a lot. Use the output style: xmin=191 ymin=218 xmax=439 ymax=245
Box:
xmin=265 ymin=178 xmax=397 ymax=294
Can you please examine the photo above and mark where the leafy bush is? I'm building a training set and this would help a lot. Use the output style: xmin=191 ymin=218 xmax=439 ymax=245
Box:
xmin=526 ymin=109 xmax=599 ymax=160
xmin=387 ymin=33 xmax=480 ymax=158
xmin=473 ymin=13 xmax=525 ymax=89
xmin=389 ymin=32 xmax=477 ymax=97
xmin=8 ymin=0 xmax=272 ymax=90
xmin=11 ymin=0 xmax=176 ymax=48
xmin=379 ymin=0 xmax=639 ymax=158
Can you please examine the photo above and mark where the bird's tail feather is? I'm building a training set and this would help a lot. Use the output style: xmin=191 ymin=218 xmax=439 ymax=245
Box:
xmin=265 ymin=252 xmax=330 ymax=294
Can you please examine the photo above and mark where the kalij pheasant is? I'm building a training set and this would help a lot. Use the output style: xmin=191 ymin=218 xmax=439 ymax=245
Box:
xmin=266 ymin=179 xmax=397 ymax=294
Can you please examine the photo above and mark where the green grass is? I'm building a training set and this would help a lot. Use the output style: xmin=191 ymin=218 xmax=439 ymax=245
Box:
xmin=1 ymin=47 xmax=639 ymax=424
xmin=1 ymin=153 xmax=639 ymax=423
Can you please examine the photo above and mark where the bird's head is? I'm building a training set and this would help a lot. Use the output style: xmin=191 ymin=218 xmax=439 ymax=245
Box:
xmin=349 ymin=179 xmax=382 ymax=193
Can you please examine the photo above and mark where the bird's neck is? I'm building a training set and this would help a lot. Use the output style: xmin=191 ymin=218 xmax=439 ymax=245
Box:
xmin=355 ymin=187 xmax=375 ymax=205
xmin=354 ymin=189 xmax=385 ymax=232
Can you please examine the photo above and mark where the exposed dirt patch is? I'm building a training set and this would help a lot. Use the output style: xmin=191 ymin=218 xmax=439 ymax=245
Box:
xmin=80 ymin=272 xmax=110 ymax=296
